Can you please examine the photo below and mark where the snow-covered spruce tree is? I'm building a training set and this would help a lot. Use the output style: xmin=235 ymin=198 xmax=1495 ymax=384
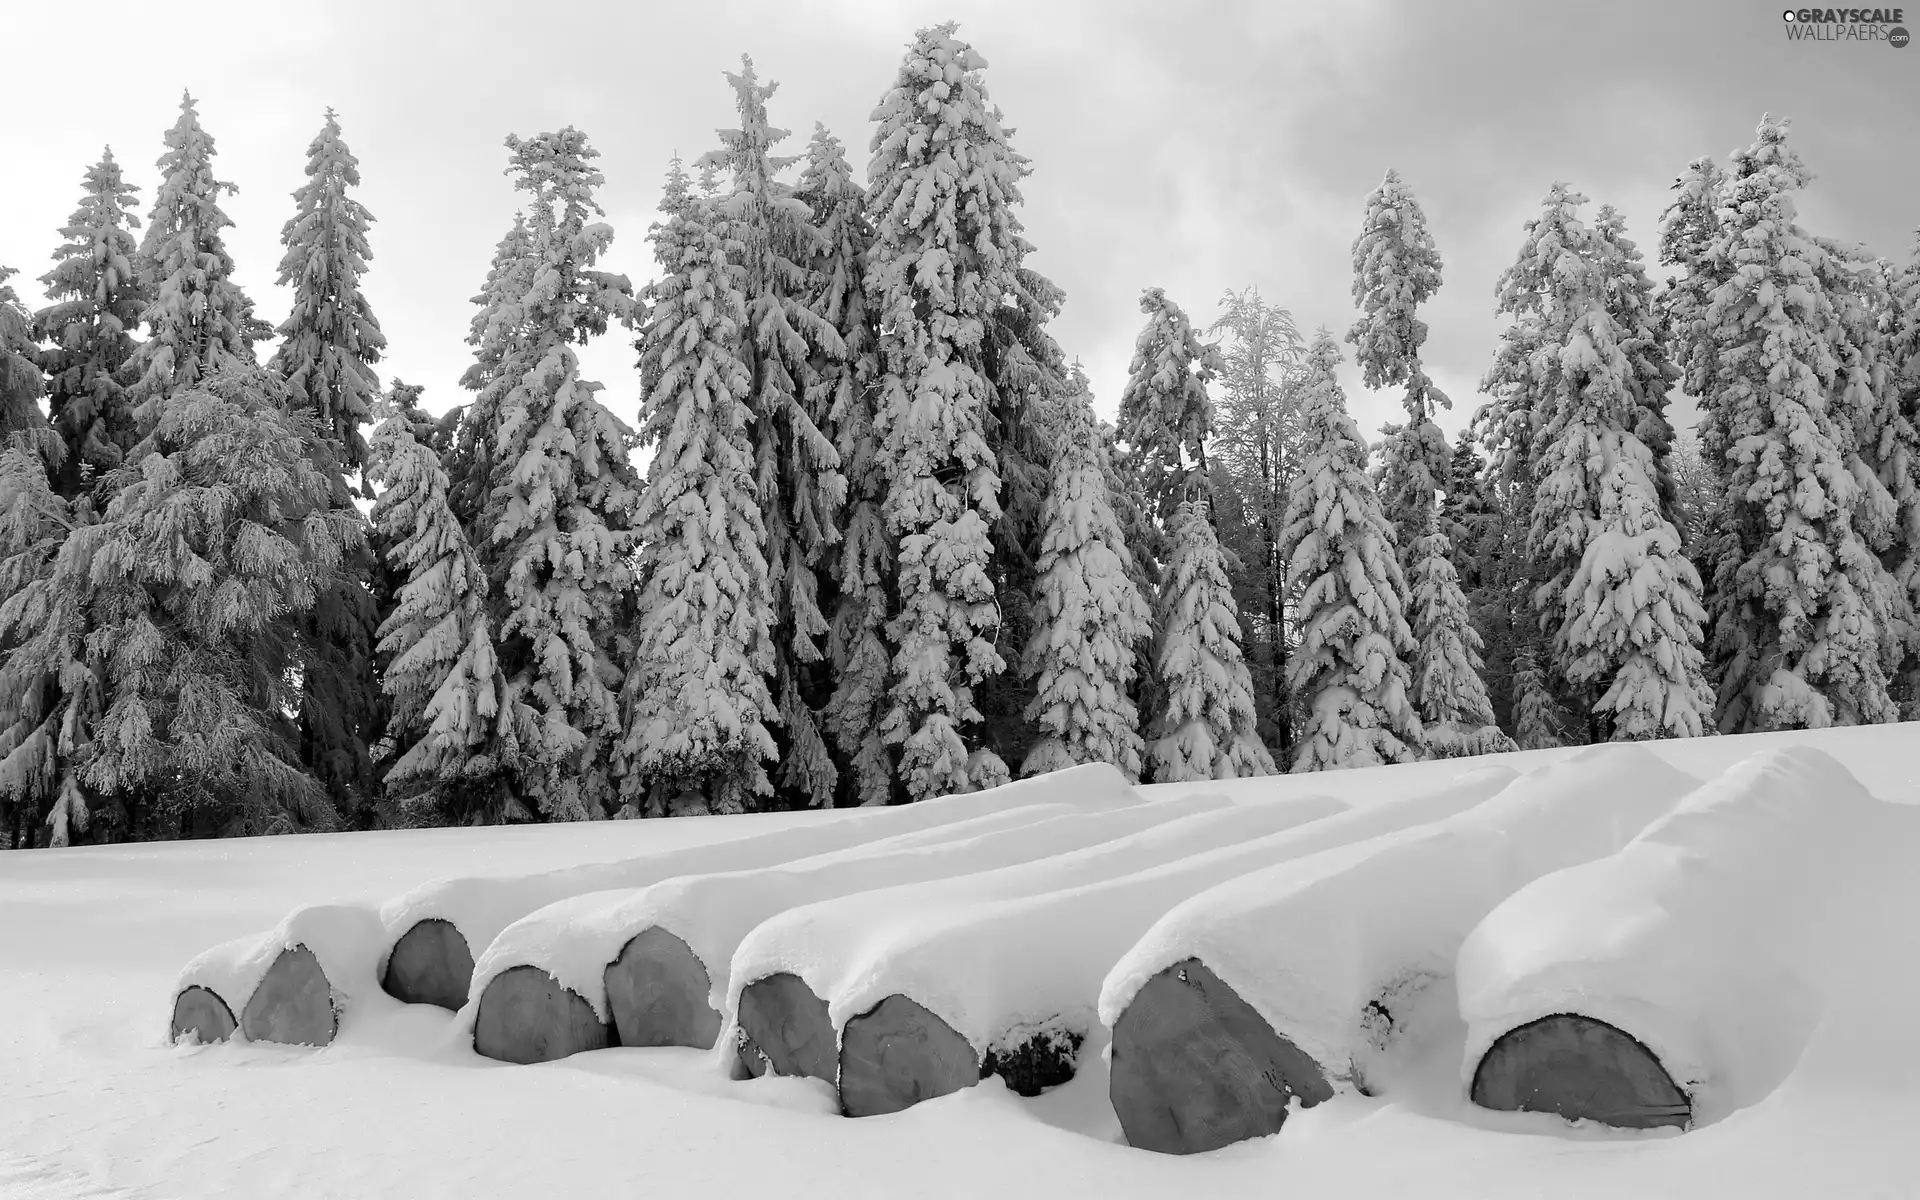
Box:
xmin=368 ymin=396 xmax=535 ymax=824
xmin=1816 ymin=234 xmax=1916 ymax=694
xmin=77 ymin=368 xmax=361 ymax=837
xmin=35 ymin=96 xmax=353 ymax=840
xmin=449 ymin=212 xmax=536 ymax=528
xmin=33 ymin=151 xmax=145 ymax=499
xmin=1148 ymin=497 xmax=1275 ymax=782
xmin=1021 ymin=378 xmax=1152 ymax=780
xmin=1405 ymin=515 xmax=1514 ymax=758
xmin=1658 ymin=155 xmax=1728 ymax=418
xmin=1346 ymin=168 xmax=1453 ymax=568
xmin=1278 ymin=331 xmax=1423 ymax=771
xmin=800 ymin=126 xmax=894 ymax=806
xmin=1116 ymin=286 xmax=1225 ymax=575
xmin=1510 ymin=649 xmax=1566 ymax=750
xmin=704 ymin=62 xmax=847 ymax=808
xmin=0 ymin=270 xmax=53 ymax=471
xmin=467 ymin=128 xmax=642 ymax=821
xmin=866 ymin=23 xmax=1054 ymax=799
xmin=270 ymin=109 xmax=388 ymax=827
xmin=123 ymin=93 xmax=270 ymax=436
xmin=0 ymin=440 xmax=102 ymax=847
xmin=1697 ymin=116 xmax=1898 ymax=731
xmin=1490 ymin=185 xmax=1713 ymax=741
xmin=271 ymin=109 xmax=384 ymax=482
xmin=1594 ymin=204 xmax=1682 ymax=529
xmin=619 ymin=159 xmax=776 ymax=817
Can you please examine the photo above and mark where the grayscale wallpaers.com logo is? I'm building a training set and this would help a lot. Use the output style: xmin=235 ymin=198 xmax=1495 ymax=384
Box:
xmin=1782 ymin=7 xmax=1910 ymax=45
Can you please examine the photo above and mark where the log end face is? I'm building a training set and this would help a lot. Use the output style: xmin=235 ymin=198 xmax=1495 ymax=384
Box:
xmin=1471 ymin=1013 xmax=1692 ymax=1131
xmin=171 ymin=985 xmax=237 ymax=1045
xmin=736 ymin=972 xmax=837 ymax=1087
xmin=839 ymin=994 xmax=981 ymax=1118
xmin=382 ymin=918 xmax=475 ymax=1011
xmin=603 ymin=925 xmax=722 ymax=1049
xmin=472 ymin=965 xmax=613 ymax=1065
xmin=240 ymin=944 xmax=338 ymax=1047
xmin=1108 ymin=958 xmax=1333 ymax=1155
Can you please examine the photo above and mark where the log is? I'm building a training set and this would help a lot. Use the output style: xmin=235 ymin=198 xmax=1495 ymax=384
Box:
xmin=382 ymin=917 xmax=474 ymax=1011
xmin=170 ymin=985 xmax=237 ymax=1045
xmin=1108 ymin=958 xmax=1333 ymax=1155
xmin=1470 ymin=1013 xmax=1691 ymax=1130
xmin=603 ymin=926 xmax=722 ymax=1049
xmin=472 ymin=965 xmax=612 ymax=1064
xmin=735 ymin=972 xmax=837 ymax=1087
xmin=240 ymin=944 xmax=338 ymax=1047
xmin=838 ymin=994 xmax=982 ymax=1118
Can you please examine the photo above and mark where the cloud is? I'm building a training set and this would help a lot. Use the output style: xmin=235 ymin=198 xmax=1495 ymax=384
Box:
xmin=1 ymin=0 xmax=1913 ymax=450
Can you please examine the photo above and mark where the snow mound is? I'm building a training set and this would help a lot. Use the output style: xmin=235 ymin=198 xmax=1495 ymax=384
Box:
xmin=462 ymin=795 xmax=1223 ymax=1022
xmin=726 ymin=787 xmax=1370 ymax=1033
xmin=172 ymin=904 xmax=389 ymax=1041
xmin=377 ymin=762 xmax=1142 ymax=970
xmin=827 ymin=764 xmax=1519 ymax=1056
xmin=1456 ymin=745 xmax=1920 ymax=1121
xmin=1098 ymin=743 xmax=1700 ymax=1086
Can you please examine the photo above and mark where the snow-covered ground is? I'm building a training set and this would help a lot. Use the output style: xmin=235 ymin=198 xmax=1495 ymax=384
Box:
xmin=3 ymin=724 xmax=1918 ymax=1199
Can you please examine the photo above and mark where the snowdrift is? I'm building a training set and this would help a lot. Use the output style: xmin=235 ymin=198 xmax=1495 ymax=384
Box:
xmin=1098 ymin=744 xmax=1701 ymax=1154
xmin=459 ymin=795 xmax=1226 ymax=1064
xmin=376 ymin=762 xmax=1145 ymax=1008
xmin=791 ymin=765 xmax=1517 ymax=1115
xmin=1458 ymin=745 xmax=1920 ymax=1129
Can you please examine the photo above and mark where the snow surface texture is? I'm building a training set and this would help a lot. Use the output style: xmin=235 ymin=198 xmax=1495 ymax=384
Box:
xmin=1456 ymin=745 xmax=1920 ymax=1122
xmin=9 ymin=726 xmax=1920 ymax=1200
xmin=1099 ymin=744 xmax=1701 ymax=1089
xmin=463 ymin=794 xmax=1230 ymax=1024
xmin=379 ymin=762 xmax=1143 ymax=969
xmin=820 ymin=766 xmax=1518 ymax=1057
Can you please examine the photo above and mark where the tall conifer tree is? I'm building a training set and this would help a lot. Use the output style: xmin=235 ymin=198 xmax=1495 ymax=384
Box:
xmin=1279 ymin=331 xmax=1424 ymax=771
xmin=704 ymin=61 xmax=847 ymax=807
xmin=474 ymin=128 xmax=642 ymax=820
xmin=1692 ymin=118 xmax=1898 ymax=730
xmin=1022 ymin=375 xmax=1152 ymax=780
xmin=1347 ymin=168 xmax=1451 ymax=564
xmin=801 ymin=127 xmax=894 ymax=806
xmin=34 ymin=151 xmax=145 ymax=498
xmin=271 ymin=110 xmax=387 ymax=825
xmin=865 ymin=24 xmax=1034 ymax=799
xmin=620 ymin=160 xmax=776 ymax=816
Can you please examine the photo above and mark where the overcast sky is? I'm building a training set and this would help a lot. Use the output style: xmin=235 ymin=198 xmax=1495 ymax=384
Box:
xmin=4 ymin=0 xmax=1916 ymax=444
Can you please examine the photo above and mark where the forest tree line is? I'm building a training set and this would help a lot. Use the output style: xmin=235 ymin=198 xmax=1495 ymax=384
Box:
xmin=1 ymin=22 xmax=1916 ymax=848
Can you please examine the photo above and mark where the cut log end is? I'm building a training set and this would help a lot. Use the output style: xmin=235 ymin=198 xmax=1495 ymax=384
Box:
xmin=1471 ymin=1013 xmax=1692 ymax=1130
xmin=839 ymin=994 xmax=981 ymax=1118
xmin=170 ymin=985 xmax=237 ymax=1045
xmin=735 ymin=972 xmax=837 ymax=1087
xmin=382 ymin=918 xmax=475 ymax=1011
xmin=472 ymin=965 xmax=613 ymax=1065
xmin=983 ymin=1026 xmax=1085 ymax=1097
xmin=240 ymin=944 xmax=338 ymax=1047
xmin=603 ymin=926 xmax=722 ymax=1049
xmin=1109 ymin=958 xmax=1334 ymax=1156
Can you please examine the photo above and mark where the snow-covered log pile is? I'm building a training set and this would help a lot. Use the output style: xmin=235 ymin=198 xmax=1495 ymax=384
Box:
xmin=1096 ymin=744 xmax=1700 ymax=1153
xmin=1458 ymin=746 xmax=1920 ymax=1129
